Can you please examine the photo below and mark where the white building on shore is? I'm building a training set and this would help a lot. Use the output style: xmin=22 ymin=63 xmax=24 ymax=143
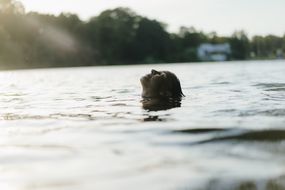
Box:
xmin=197 ymin=43 xmax=231 ymax=61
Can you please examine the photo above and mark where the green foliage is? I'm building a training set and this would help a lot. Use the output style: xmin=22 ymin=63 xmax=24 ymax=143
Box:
xmin=251 ymin=35 xmax=284 ymax=59
xmin=175 ymin=27 xmax=209 ymax=62
xmin=86 ymin=8 xmax=139 ymax=64
xmin=0 ymin=3 xmax=284 ymax=69
xmin=230 ymin=31 xmax=250 ymax=60
xmin=131 ymin=17 xmax=172 ymax=63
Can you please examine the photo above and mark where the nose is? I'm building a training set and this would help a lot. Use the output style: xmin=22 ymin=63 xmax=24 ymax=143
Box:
xmin=151 ymin=69 xmax=159 ymax=75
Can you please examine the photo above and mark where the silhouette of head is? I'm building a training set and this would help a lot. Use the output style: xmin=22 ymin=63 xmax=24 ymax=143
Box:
xmin=140 ymin=69 xmax=184 ymax=111
xmin=140 ymin=69 xmax=184 ymax=99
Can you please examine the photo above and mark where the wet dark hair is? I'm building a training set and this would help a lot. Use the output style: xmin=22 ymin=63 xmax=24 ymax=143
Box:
xmin=163 ymin=71 xmax=185 ymax=99
xmin=140 ymin=70 xmax=184 ymax=111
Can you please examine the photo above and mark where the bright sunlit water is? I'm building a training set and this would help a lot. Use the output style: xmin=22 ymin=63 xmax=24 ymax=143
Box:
xmin=0 ymin=60 xmax=285 ymax=190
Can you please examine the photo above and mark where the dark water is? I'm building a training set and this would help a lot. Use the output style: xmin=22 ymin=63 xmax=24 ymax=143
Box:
xmin=0 ymin=60 xmax=285 ymax=190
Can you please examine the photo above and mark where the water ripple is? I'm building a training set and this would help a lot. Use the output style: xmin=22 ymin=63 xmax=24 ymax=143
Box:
xmin=172 ymin=129 xmax=285 ymax=145
xmin=254 ymin=83 xmax=285 ymax=88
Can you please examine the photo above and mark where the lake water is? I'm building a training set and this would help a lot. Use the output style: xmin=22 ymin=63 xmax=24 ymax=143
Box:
xmin=0 ymin=60 xmax=285 ymax=190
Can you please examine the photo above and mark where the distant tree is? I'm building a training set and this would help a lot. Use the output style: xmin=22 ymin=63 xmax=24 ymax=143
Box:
xmin=264 ymin=35 xmax=283 ymax=57
xmin=86 ymin=7 xmax=139 ymax=64
xmin=132 ymin=17 xmax=172 ymax=63
xmin=179 ymin=27 xmax=208 ymax=47
xmin=57 ymin=13 xmax=83 ymax=36
xmin=251 ymin=35 xmax=284 ymax=58
xmin=175 ymin=26 xmax=209 ymax=62
xmin=283 ymin=34 xmax=285 ymax=52
xmin=229 ymin=30 xmax=250 ymax=60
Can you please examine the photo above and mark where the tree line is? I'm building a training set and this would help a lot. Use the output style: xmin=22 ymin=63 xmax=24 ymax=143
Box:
xmin=0 ymin=0 xmax=284 ymax=69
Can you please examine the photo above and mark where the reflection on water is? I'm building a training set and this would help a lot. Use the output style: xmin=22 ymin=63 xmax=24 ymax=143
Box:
xmin=0 ymin=61 xmax=285 ymax=190
xmin=141 ymin=98 xmax=182 ymax=111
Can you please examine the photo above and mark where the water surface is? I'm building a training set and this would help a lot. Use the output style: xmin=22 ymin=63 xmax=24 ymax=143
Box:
xmin=0 ymin=60 xmax=285 ymax=190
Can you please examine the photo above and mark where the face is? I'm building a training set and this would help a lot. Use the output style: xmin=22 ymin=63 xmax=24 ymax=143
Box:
xmin=140 ymin=69 xmax=183 ymax=99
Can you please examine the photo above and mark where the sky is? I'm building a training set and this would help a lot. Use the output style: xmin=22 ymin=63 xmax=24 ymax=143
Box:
xmin=19 ymin=0 xmax=285 ymax=37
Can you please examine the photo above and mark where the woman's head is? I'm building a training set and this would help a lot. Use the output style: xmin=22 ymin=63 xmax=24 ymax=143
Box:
xmin=140 ymin=69 xmax=184 ymax=99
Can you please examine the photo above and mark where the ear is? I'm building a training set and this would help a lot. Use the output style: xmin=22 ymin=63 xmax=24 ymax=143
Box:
xmin=151 ymin=69 xmax=159 ymax=75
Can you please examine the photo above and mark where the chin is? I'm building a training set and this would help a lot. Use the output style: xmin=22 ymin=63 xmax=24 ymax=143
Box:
xmin=140 ymin=74 xmax=150 ymax=87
